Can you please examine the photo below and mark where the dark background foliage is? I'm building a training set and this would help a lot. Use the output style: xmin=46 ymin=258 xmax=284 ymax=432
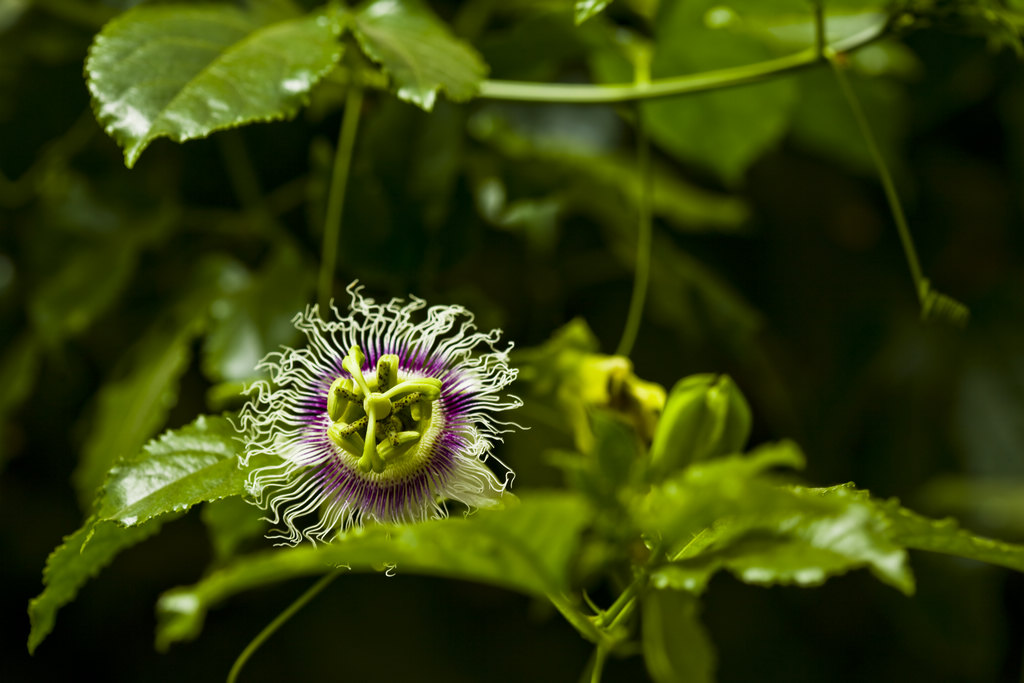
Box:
xmin=2 ymin=0 xmax=1023 ymax=681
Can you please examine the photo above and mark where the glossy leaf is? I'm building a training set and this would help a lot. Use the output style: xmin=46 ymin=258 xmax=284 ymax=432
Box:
xmin=96 ymin=415 xmax=250 ymax=527
xmin=86 ymin=2 xmax=342 ymax=167
xmin=27 ymin=515 xmax=166 ymax=653
xmin=575 ymin=0 xmax=614 ymax=25
xmin=352 ymin=0 xmax=487 ymax=111
xmin=880 ymin=497 xmax=1024 ymax=572
xmin=155 ymin=493 xmax=590 ymax=649
xmin=652 ymin=484 xmax=914 ymax=595
xmin=72 ymin=320 xmax=201 ymax=509
xmin=642 ymin=589 xmax=715 ymax=683
xmin=30 ymin=413 xmax=260 ymax=652
xmin=636 ymin=441 xmax=806 ymax=549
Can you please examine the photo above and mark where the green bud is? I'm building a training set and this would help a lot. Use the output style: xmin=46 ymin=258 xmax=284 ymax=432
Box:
xmin=647 ymin=374 xmax=752 ymax=479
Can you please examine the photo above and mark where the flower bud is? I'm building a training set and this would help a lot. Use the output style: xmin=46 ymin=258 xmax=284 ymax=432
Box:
xmin=647 ymin=374 xmax=751 ymax=479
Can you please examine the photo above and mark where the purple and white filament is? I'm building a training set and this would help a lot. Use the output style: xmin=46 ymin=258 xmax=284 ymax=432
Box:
xmin=239 ymin=285 xmax=519 ymax=545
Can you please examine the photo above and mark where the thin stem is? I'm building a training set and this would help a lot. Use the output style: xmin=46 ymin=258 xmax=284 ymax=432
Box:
xmin=227 ymin=571 xmax=342 ymax=683
xmin=615 ymin=107 xmax=652 ymax=358
xmin=828 ymin=55 xmax=925 ymax=295
xmin=549 ymin=592 xmax=606 ymax=645
xmin=317 ymin=85 xmax=364 ymax=310
xmin=591 ymin=646 xmax=609 ymax=683
xmin=596 ymin=575 xmax=642 ymax=629
xmin=476 ymin=22 xmax=887 ymax=104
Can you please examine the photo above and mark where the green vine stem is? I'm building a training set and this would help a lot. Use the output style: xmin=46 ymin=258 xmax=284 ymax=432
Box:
xmin=615 ymin=106 xmax=652 ymax=358
xmin=825 ymin=31 xmax=969 ymax=325
xmin=317 ymin=84 xmax=364 ymax=310
xmin=227 ymin=571 xmax=342 ymax=683
xmin=476 ymin=22 xmax=887 ymax=104
xmin=590 ymin=646 xmax=609 ymax=683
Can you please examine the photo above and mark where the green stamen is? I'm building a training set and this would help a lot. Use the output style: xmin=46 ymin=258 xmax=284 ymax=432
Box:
xmin=327 ymin=345 xmax=442 ymax=475
xmin=327 ymin=378 xmax=360 ymax=422
xmin=383 ymin=378 xmax=441 ymax=402
xmin=376 ymin=354 xmax=399 ymax=392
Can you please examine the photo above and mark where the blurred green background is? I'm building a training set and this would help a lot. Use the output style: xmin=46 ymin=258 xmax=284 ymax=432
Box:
xmin=3 ymin=0 xmax=1024 ymax=681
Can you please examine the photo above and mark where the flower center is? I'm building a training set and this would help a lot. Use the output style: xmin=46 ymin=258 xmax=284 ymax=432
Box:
xmin=326 ymin=345 xmax=442 ymax=474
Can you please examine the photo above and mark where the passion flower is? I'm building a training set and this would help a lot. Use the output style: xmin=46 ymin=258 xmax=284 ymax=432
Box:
xmin=239 ymin=285 xmax=519 ymax=545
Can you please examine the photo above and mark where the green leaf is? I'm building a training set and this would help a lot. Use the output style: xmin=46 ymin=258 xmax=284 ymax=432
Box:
xmin=96 ymin=415 xmax=250 ymax=527
xmin=30 ymin=414 xmax=261 ymax=652
xmin=201 ymin=250 xmax=312 ymax=382
xmin=467 ymin=105 xmax=750 ymax=232
xmin=353 ymin=0 xmax=487 ymax=111
xmin=155 ymin=493 xmax=590 ymax=649
xmin=592 ymin=0 xmax=798 ymax=183
xmin=72 ymin=319 xmax=201 ymax=509
xmin=642 ymin=589 xmax=716 ymax=683
xmin=710 ymin=0 xmax=891 ymax=51
xmin=652 ymin=484 xmax=914 ymax=595
xmin=575 ymin=0 xmax=614 ymax=25
xmin=636 ymin=441 xmax=806 ymax=549
xmin=86 ymin=1 xmax=342 ymax=167
xmin=879 ymin=498 xmax=1024 ymax=573
xmin=27 ymin=515 xmax=166 ymax=654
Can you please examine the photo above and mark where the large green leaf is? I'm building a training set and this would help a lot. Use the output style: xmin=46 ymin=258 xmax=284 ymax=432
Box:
xmin=636 ymin=441 xmax=806 ymax=549
xmin=879 ymin=497 xmax=1024 ymax=572
xmin=802 ymin=484 xmax=1024 ymax=572
xmin=156 ymin=493 xmax=590 ymax=649
xmin=86 ymin=1 xmax=342 ymax=167
xmin=352 ymin=0 xmax=487 ymax=111
xmin=27 ymin=515 xmax=167 ymax=654
xmin=29 ymin=414 xmax=261 ymax=653
xmin=96 ymin=415 xmax=251 ymax=527
xmin=575 ymin=0 xmax=614 ymax=25
xmin=642 ymin=589 xmax=715 ymax=683
xmin=651 ymin=484 xmax=914 ymax=595
xmin=72 ymin=320 xmax=201 ymax=509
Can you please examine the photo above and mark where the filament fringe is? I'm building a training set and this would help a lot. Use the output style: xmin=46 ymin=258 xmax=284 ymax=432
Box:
xmin=238 ymin=285 xmax=520 ymax=545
